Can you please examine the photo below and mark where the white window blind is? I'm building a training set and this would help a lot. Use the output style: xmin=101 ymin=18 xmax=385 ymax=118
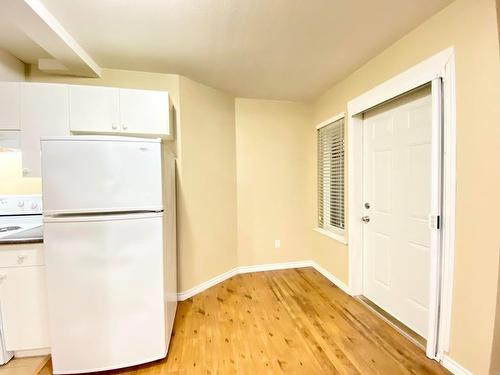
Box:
xmin=318 ymin=118 xmax=345 ymax=235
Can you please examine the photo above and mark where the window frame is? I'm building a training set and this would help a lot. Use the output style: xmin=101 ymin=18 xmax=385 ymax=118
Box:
xmin=316 ymin=112 xmax=346 ymax=244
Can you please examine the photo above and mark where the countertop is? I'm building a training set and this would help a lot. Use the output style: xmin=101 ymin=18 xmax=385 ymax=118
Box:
xmin=0 ymin=239 xmax=43 ymax=245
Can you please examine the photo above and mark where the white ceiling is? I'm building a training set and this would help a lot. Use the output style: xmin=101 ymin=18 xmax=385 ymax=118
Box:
xmin=1 ymin=0 xmax=452 ymax=100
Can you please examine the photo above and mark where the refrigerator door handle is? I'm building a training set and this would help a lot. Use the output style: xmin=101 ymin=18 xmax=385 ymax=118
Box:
xmin=43 ymin=211 xmax=164 ymax=223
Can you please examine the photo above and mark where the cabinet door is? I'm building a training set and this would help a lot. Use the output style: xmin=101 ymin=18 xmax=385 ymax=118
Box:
xmin=20 ymin=83 xmax=69 ymax=177
xmin=69 ymin=85 xmax=120 ymax=133
xmin=0 ymin=266 xmax=50 ymax=351
xmin=119 ymin=88 xmax=170 ymax=137
xmin=0 ymin=82 xmax=20 ymax=130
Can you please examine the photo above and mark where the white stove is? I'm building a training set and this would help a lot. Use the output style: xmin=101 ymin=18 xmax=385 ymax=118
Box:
xmin=0 ymin=195 xmax=43 ymax=243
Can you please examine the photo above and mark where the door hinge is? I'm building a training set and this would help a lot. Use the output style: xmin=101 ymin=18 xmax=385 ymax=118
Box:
xmin=429 ymin=214 xmax=441 ymax=230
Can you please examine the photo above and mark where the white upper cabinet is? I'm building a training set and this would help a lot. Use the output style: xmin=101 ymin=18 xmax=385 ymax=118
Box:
xmin=69 ymin=85 xmax=120 ymax=133
xmin=119 ymin=88 xmax=171 ymax=137
xmin=20 ymin=83 xmax=70 ymax=177
xmin=9 ymin=84 xmax=171 ymax=176
xmin=68 ymin=85 xmax=172 ymax=138
xmin=0 ymin=82 xmax=20 ymax=130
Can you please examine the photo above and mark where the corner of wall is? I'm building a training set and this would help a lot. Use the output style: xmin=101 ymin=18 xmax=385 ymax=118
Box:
xmin=176 ymin=76 xmax=238 ymax=292
xmin=0 ymin=48 xmax=25 ymax=81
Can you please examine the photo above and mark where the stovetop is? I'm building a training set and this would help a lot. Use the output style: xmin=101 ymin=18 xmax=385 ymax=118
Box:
xmin=0 ymin=195 xmax=43 ymax=243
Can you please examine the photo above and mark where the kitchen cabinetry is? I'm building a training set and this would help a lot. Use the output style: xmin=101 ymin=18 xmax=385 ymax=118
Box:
xmin=0 ymin=243 xmax=49 ymax=352
xmin=0 ymin=82 xmax=20 ymax=130
xmin=20 ymin=83 xmax=69 ymax=177
xmin=119 ymin=88 xmax=170 ymax=136
xmin=2 ymin=82 xmax=171 ymax=177
xmin=69 ymin=85 xmax=172 ymax=138
xmin=69 ymin=85 xmax=120 ymax=133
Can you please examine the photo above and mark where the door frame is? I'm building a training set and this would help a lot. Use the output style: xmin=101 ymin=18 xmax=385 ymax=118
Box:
xmin=346 ymin=47 xmax=456 ymax=360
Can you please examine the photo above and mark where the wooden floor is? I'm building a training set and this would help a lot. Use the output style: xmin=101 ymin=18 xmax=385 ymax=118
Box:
xmin=41 ymin=268 xmax=449 ymax=374
xmin=0 ymin=355 xmax=48 ymax=375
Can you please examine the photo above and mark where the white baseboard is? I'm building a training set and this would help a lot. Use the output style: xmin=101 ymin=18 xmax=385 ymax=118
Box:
xmin=441 ymin=355 xmax=473 ymax=375
xmin=177 ymin=260 xmax=351 ymax=300
xmin=238 ymin=260 xmax=314 ymax=274
xmin=177 ymin=267 xmax=239 ymax=301
xmin=14 ymin=347 xmax=50 ymax=357
xmin=309 ymin=261 xmax=352 ymax=295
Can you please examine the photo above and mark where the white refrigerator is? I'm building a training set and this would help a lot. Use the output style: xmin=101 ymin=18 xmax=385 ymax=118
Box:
xmin=41 ymin=136 xmax=177 ymax=374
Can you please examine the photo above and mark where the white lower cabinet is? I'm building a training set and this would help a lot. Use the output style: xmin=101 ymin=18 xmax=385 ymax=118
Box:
xmin=0 ymin=244 xmax=49 ymax=352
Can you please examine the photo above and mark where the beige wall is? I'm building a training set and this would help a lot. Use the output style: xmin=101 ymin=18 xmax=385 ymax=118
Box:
xmin=235 ymin=99 xmax=314 ymax=266
xmin=0 ymin=48 xmax=24 ymax=81
xmin=177 ymin=77 xmax=237 ymax=291
xmin=312 ymin=0 xmax=500 ymax=373
xmin=0 ymin=48 xmax=33 ymax=195
xmin=26 ymin=67 xmax=238 ymax=292
xmin=16 ymin=1 xmax=500 ymax=371
xmin=0 ymin=152 xmax=41 ymax=195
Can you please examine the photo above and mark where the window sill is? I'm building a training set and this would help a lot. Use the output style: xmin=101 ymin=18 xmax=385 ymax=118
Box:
xmin=314 ymin=228 xmax=348 ymax=245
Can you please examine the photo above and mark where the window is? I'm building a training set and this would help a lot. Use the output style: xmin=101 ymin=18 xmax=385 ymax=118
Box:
xmin=317 ymin=116 xmax=345 ymax=239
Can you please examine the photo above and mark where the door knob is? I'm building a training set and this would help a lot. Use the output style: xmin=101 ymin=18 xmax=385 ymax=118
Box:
xmin=362 ymin=215 xmax=370 ymax=223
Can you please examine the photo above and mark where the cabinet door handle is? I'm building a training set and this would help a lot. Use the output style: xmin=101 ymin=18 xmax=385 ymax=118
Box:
xmin=112 ymin=123 xmax=117 ymax=130
xmin=0 ymin=274 xmax=6 ymax=282
xmin=122 ymin=123 xmax=128 ymax=130
xmin=18 ymin=254 xmax=27 ymax=263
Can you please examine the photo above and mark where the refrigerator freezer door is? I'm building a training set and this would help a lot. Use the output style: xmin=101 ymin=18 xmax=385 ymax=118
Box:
xmin=41 ymin=137 xmax=163 ymax=215
xmin=44 ymin=212 xmax=166 ymax=373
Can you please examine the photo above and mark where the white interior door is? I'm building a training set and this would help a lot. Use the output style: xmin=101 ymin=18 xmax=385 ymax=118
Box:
xmin=362 ymin=86 xmax=433 ymax=338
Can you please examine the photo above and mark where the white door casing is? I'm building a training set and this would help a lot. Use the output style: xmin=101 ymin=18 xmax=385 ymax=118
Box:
xmin=347 ymin=47 xmax=456 ymax=360
xmin=362 ymin=86 xmax=432 ymax=338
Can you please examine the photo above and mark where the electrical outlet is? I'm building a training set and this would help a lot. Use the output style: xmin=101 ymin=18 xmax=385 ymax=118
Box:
xmin=274 ymin=240 xmax=281 ymax=249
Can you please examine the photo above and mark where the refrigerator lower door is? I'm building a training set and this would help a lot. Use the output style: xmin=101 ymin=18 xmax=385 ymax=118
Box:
xmin=41 ymin=136 xmax=163 ymax=215
xmin=44 ymin=212 xmax=166 ymax=374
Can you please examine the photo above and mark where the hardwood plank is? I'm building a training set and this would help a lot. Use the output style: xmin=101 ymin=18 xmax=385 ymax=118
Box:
xmin=39 ymin=268 xmax=449 ymax=374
